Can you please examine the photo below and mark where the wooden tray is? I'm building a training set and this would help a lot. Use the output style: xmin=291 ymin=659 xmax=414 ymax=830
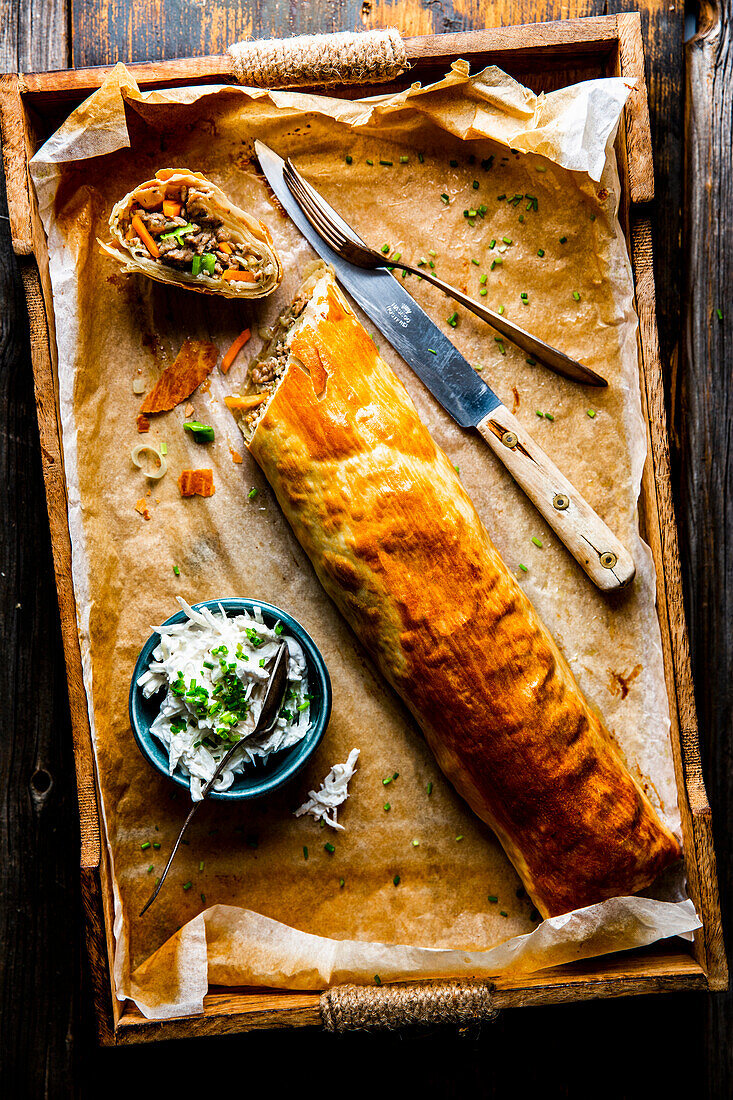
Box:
xmin=0 ymin=14 xmax=726 ymax=1044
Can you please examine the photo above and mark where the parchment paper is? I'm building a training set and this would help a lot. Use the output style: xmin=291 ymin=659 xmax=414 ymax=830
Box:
xmin=31 ymin=62 xmax=700 ymax=1021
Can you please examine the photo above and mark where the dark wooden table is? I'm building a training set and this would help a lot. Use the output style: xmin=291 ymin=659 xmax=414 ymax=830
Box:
xmin=1 ymin=1 xmax=730 ymax=1094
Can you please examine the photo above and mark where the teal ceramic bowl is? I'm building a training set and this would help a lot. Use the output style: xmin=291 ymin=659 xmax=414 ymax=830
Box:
xmin=129 ymin=598 xmax=331 ymax=801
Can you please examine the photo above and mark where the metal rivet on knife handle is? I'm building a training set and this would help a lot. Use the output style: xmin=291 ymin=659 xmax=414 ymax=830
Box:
xmin=600 ymin=552 xmax=618 ymax=569
xmin=553 ymin=494 xmax=570 ymax=510
xmin=501 ymin=431 xmax=518 ymax=448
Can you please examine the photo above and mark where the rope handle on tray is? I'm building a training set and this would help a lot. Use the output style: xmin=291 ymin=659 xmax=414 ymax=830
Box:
xmin=228 ymin=28 xmax=408 ymax=88
xmin=320 ymin=979 xmax=498 ymax=1032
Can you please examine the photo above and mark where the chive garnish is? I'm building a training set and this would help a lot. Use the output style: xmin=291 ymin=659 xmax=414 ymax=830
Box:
xmin=587 ymin=409 xmax=596 ymax=418
xmin=502 ymin=236 xmax=512 ymax=245
xmin=544 ymin=412 xmax=554 ymax=421
xmin=518 ymin=563 xmax=528 ymax=572
xmin=201 ymin=893 xmax=206 ymax=905
xmin=488 ymin=895 xmax=498 ymax=903
xmin=500 ymin=911 xmax=508 ymax=917
xmin=520 ymin=292 xmax=528 ymax=301
xmin=381 ymin=243 xmax=390 ymax=253
xmin=537 ymin=248 xmax=545 ymax=257
xmin=380 ymin=160 xmax=393 ymax=166
xmin=526 ymin=357 xmax=537 ymax=366
xmin=400 ymin=155 xmax=409 ymax=164
xmin=572 ymin=291 xmax=581 ymax=301
xmin=480 ymin=289 xmax=488 ymax=297
xmin=173 ymin=565 xmax=180 ymax=576
xmin=153 ymin=842 xmax=160 ymax=850
xmin=447 ymin=312 xmax=458 ymax=327
xmin=559 ymin=235 xmax=567 ymax=244
xmin=366 ymin=158 xmax=373 ymax=166
xmin=160 ymin=442 xmax=167 ymax=455
xmin=383 ymin=775 xmax=393 ymax=785
xmin=717 ymin=308 xmax=723 ymax=320
xmin=498 ymin=305 xmax=505 ymax=315
xmin=303 ymin=846 xmax=308 ymax=860
xmin=199 ymin=861 xmax=204 ymax=872
xmin=147 ymin=864 xmax=154 ymax=873
xmin=471 ymin=258 xmax=480 ymax=266
xmin=247 ymin=487 xmax=258 ymax=500
xmin=472 ymin=180 xmax=479 ymax=190
xmin=532 ymin=536 xmax=543 ymax=548
xmin=475 ymin=364 xmax=483 ymax=371
xmin=374 ymin=974 xmax=382 ymax=985
xmin=345 ymin=155 xmax=352 ymax=164
xmin=428 ymin=348 xmax=437 ymax=355
xmin=418 ymin=152 xmax=424 ymax=163
xmin=427 ymin=781 xmax=433 ymax=795
xmin=428 ymin=249 xmax=437 ymax=256
xmin=449 ymin=159 xmax=458 ymax=167
xmin=590 ymin=212 xmax=596 ymax=221
xmin=183 ymin=881 xmax=192 ymax=891
xmin=455 ymin=835 xmax=464 ymax=842
xmin=339 ymin=878 xmax=345 ymax=887
xmin=489 ymin=239 xmax=496 ymax=249
xmin=393 ymin=874 xmax=401 ymax=886
xmin=141 ymin=842 xmax=151 ymax=851
xmin=440 ymin=193 xmax=450 ymax=204
xmin=324 ymin=842 xmax=335 ymax=854
xmin=497 ymin=193 xmax=506 ymax=201
xmin=494 ymin=337 xmax=506 ymax=355
xmin=384 ymin=802 xmax=391 ymax=811
xmin=393 ymin=252 xmax=402 ymax=262
xmin=518 ymin=214 xmax=524 ymax=223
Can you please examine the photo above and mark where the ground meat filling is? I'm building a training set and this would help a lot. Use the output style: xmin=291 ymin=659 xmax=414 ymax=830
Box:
xmin=240 ymin=293 xmax=313 ymax=438
xmin=126 ymin=185 xmax=275 ymax=283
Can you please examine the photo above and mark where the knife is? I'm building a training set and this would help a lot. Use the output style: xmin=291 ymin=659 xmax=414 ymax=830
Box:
xmin=255 ymin=140 xmax=635 ymax=592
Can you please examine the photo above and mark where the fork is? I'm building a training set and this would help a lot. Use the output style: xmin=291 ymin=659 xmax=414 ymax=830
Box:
xmin=282 ymin=158 xmax=606 ymax=388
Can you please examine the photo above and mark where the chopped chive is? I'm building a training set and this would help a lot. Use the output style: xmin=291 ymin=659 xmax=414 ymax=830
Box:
xmin=590 ymin=212 xmax=596 ymax=221
xmin=303 ymin=846 xmax=308 ymax=860
xmin=381 ymin=243 xmax=390 ymax=254
xmin=248 ymin=487 xmax=258 ymax=500
xmin=201 ymin=893 xmax=206 ymax=905
xmin=587 ymin=409 xmax=596 ymax=418
xmin=518 ymin=214 xmax=524 ymax=223
xmin=418 ymin=152 xmax=424 ymax=163
xmin=345 ymin=155 xmax=352 ymax=164
xmin=474 ymin=364 xmax=483 ymax=372
xmin=199 ymin=860 xmax=204 ymax=872
xmin=455 ymin=835 xmax=464 ymax=842
xmin=500 ymin=911 xmax=508 ymax=917
xmin=480 ymin=289 xmax=488 ymax=297
xmin=399 ymin=155 xmax=409 ymax=164
xmin=384 ymin=802 xmax=391 ymax=811
xmin=173 ymin=565 xmax=180 ymax=576
xmin=141 ymin=841 xmax=151 ymax=851
xmin=366 ymin=158 xmax=373 ymax=165
xmin=471 ymin=258 xmax=480 ymax=266
xmin=472 ymin=180 xmax=479 ymax=189
xmin=479 ymin=274 xmax=488 ymax=285
xmin=526 ymin=357 xmax=537 ymax=366
xmin=275 ymin=623 xmax=284 ymax=635
xmin=491 ymin=258 xmax=502 ymax=270
xmin=393 ymin=772 xmax=399 ymax=780
xmin=488 ymin=895 xmax=498 ymax=903
xmin=153 ymin=842 xmax=160 ymax=850
xmin=440 ymin=193 xmax=450 ymax=204
xmin=393 ymin=252 xmax=401 ymax=262
xmin=412 ymin=839 xmax=420 ymax=846
xmin=429 ymin=260 xmax=435 ymax=269
xmin=383 ymin=776 xmax=393 ymax=786
xmin=428 ymin=249 xmax=437 ymax=257
xmin=498 ymin=305 xmax=505 ymax=315
xmin=544 ymin=412 xmax=555 ymax=422
xmin=147 ymin=864 xmax=154 ymax=873
xmin=502 ymin=236 xmax=512 ymax=245
xmin=536 ymin=165 xmax=547 ymax=172
xmin=449 ymin=159 xmax=458 ymax=167
xmin=518 ymin=563 xmax=528 ymax=572
xmin=428 ymin=348 xmax=437 ymax=355
xmin=374 ymin=974 xmax=382 ymax=985
xmin=427 ymin=781 xmax=433 ymax=795
xmin=380 ymin=160 xmax=393 ymax=167
xmin=183 ymin=881 xmax=192 ymax=891
xmin=447 ymin=312 xmax=458 ymax=327
xmin=532 ymin=536 xmax=543 ymax=548
xmin=537 ymin=248 xmax=545 ymax=258
xmin=494 ymin=337 xmax=506 ymax=355
xmin=160 ymin=442 xmax=167 ymax=455
xmin=559 ymin=235 xmax=567 ymax=244
xmin=468 ymin=209 xmax=477 ymax=218
xmin=536 ymin=410 xmax=544 ymax=418
xmin=324 ymin=842 xmax=335 ymax=854
xmin=497 ymin=193 xmax=506 ymax=201
xmin=717 ymin=308 xmax=723 ymax=320
xmin=572 ymin=291 xmax=581 ymax=301
xmin=339 ymin=878 xmax=345 ymax=887
xmin=393 ymin=874 xmax=401 ymax=886
xmin=520 ymin=292 xmax=528 ymax=301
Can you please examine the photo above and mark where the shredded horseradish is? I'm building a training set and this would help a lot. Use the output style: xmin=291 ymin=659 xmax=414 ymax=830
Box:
xmin=137 ymin=598 xmax=310 ymax=800
xmin=294 ymin=749 xmax=360 ymax=830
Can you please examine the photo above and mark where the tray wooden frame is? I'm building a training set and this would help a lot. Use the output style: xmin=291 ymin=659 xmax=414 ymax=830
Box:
xmin=0 ymin=13 xmax=726 ymax=1044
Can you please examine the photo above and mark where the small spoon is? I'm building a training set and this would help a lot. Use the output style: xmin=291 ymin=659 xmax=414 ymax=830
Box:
xmin=139 ymin=641 xmax=290 ymax=916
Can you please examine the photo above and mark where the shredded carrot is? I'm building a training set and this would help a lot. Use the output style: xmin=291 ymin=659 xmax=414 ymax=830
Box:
xmin=225 ymin=393 xmax=267 ymax=413
xmin=162 ymin=199 xmax=182 ymax=218
xmin=178 ymin=469 xmax=215 ymax=498
xmin=141 ymin=339 xmax=218 ymax=415
xmin=135 ymin=498 xmax=152 ymax=520
xmin=219 ymin=241 xmax=233 ymax=255
xmin=131 ymin=215 xmax=160 ymax=259
xmin=136 ymin=413 xmax=150 ymax=432
xmin=221 ymin=329 xmax=251 ymax=374
xmin=222 ymin=269 xmax=256 ymax=283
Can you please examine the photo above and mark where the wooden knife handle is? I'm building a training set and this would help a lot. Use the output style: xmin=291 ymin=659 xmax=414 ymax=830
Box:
xmin=476 ymin=405 xmax=635 ymax=591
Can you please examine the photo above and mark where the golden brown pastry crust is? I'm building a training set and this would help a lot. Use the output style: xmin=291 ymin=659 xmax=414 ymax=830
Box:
xmin=233 ymin=268 xmax=681 ymax=918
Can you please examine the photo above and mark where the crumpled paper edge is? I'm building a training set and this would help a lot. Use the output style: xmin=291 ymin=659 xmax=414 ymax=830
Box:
xmin=29 ymin=63 xmax=697 ymax=1023
xmin=126 ymin=898 xmax=701 ymax=1020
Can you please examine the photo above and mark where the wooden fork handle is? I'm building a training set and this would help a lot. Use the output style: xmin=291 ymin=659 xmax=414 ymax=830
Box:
xmin=477 ymin=405 xmax=635 ymax=591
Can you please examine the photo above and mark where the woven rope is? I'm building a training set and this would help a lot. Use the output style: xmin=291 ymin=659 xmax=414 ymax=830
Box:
xmin=228 ymin=29 xmax=408 ymax=89
xmin=320 ymin=979 xmax=498 ymax=1033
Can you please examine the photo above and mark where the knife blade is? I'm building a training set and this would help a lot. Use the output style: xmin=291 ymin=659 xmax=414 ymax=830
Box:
xmin=254 ymin=140 xmax=635 ymax=592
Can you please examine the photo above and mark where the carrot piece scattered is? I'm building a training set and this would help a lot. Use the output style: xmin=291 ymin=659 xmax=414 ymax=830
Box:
xmin=225 ymin=393 xmax=267 ymax=413
xmin=131 ymin=215 xmax=160 ymax=259
xmin=222 ymin=269 xmax=256 ymax=283
xmin=178 ymin=469 xmax=215 ymax=498
xmin=162 ymin=199 xmax=182 ymax=217
xmin=221 ymin=329 xmax=251 ymax=374
xmin=134 ymin=498 xmax=152 ymax=520
xmin=219 ymin=241 xmax=233 ymax=255
xmin=141 ymin=338 xmax=218 ymax=415
xmin=136 ymin=414 xmax=150 ymax=432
